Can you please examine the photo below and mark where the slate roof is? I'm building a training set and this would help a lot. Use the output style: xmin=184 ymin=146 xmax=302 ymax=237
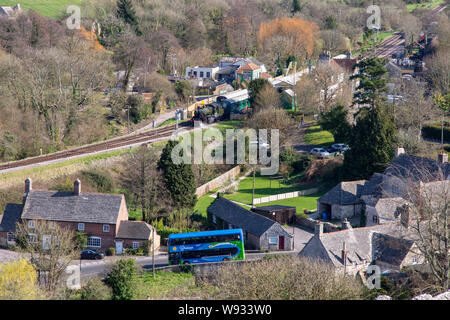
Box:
xmin=373 ymin=233 xmax=414 ymax=266
xmin=300 ymin=223 xmax=410 ymax=268
xmin=0 ymin=204 xmax=23 ymax=232
xmin=384 ymin=154 xmax=450 ymax=182
xmin=116 ymin=221 xmax=153 ymax=240
xmin=318 ymin=180 xmax=366 ymax=205
xmin=207 ymin=197 xmax=277 ymax=236
xmin=21 ymin=191 xmax=124 ymax=224
xmin=373 ymin=198 xmax=407 ymax=222
xmin=361 ymin=173 xmax=386 ymax=198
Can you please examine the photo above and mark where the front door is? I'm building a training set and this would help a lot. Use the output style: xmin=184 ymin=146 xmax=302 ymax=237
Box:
xmin=278 ymin=236 xmax=285 ymax=250
xmin=116 ymin=241 xmax=123 ymax=255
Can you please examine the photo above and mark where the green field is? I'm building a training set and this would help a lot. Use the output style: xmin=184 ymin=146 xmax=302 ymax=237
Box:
xmin=1 ymin=0 xmax=85 ymax=19
xmin=303 ymin=125 xmax=334 ymax=147
xmin=194 ymin=191 xmax=217 ymax=217
xmin=254 ymin=193 xmax=323 ymax=213
xmin=407 ymin=0 xmax=445 ymax=13
xmin=223 ymin=174 xmax=312 ymax=205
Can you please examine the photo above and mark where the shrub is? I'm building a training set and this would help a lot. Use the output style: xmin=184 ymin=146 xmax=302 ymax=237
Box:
xmin=422 ymin=124 xmax=450 ymax=142
xmin=199 ymin=255 xmax=363 ymax=300
xmin=104 ymin=259 xmax=137 ymax=300
xmin=73 ymin=231 xmax=88 ymax=250
xmin=106 ymin=247 xmax=116 ymax=256
xmin=81 ymin=169 xmax=114 ymax=193
xmin=80 ymin=277 xmax=112 ymax=300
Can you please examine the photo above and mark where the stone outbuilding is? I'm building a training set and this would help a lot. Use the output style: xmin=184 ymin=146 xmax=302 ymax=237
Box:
xmin=207 ymin=197 xmax=293 ymax=251
xmin=317 ymin=180 xmax=366 ymax=220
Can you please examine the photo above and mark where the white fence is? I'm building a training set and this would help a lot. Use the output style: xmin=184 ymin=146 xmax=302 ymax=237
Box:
xmin=253 ymin=188 xmax=319 ymax=205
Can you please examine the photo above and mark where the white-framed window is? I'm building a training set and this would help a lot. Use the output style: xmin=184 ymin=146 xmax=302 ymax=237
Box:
xmin=269 ymin=237 xmax=278 ymax=245
xmin=103 ymin=224 xmax=110 ymax=233
xmin=87 ymin=236 xmax=101 ymax=248
xmin=78 ymin=223 xmax=85 ymax=231
xmin=412 ymin=256 xmax=418 ymax=264
xmin=27 ymin=233 xmax=37 ymax=243
xmin=132 ymin=242 xmax=139 ymax=249
xmin=42 ymin=235 xmax=51 ymax=250
xmin=28 ymin=220 xmax=35 ymax=229
xmin=373 ymin=216 xmax=379 ymax=224
xmin=7 ymin=232 xmax=15 ymax=243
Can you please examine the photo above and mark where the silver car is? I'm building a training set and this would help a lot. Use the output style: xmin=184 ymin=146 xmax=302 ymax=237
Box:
xmin=310 ymin=148 xmax=330 ymax=158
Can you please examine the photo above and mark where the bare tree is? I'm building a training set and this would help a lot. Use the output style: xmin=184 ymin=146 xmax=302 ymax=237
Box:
xmin=394 ymin=80 xmax=439 ymax=142
xmin=119 ymin=146 xmax=172 ymax=222
xmin=313 ymin=63 xmax=344 ymax=111
xmin=404 ymin=178 xmax=449 ymax=292
xmin=254 ymin=84 xmax=282 ymax=111
xmin=15 ymin=220 xmax=78 ymax=294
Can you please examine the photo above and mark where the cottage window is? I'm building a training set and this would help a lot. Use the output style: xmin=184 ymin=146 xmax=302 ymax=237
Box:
xmin=7 ymin=232 xmax=15 ymax=243
xmin=132 ymin=242 xmax=139 ymax=249
xmin=412 ymin=257 xmax=418 ymax=264
xmin=87 ymin=236 xmax=101 ymax=248
xmin=200 ymin=71 xmax=204 ymax=78
xmin=27 ymin=234 xmax=37 ymax=243
xmin=206 ymin=72 xmax=211 ymax=78
xmin=78 ymin=223 xmax=85 ymax=231
xmin=103 ymin=225 xmax=110 ymax=233
xmin=28 ymin=220 xmax=35 ymax=229
xmin=372 ymin=216 xmax=379 ymax=224
xmin=269 ymin=237 xmax=278 ymax=245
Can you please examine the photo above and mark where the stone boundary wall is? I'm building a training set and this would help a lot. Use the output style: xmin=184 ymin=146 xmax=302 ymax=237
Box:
xmin=196 ymin=166 xmax=241 ymax=197
xmin=295 ymin=217 xmax=341 ymax=233
xmin=253 ymin=188 xmax=319 ymax=205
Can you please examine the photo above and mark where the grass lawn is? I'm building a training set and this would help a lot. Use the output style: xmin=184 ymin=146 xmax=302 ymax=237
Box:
xmin=303 ymin=125 xmax=334 ymax=147
xmin=254 ymin=192 xmax=324 ymax=213
xmin=1 ymin=0 xmax=85 ymax=19
xmin=135 ymin=270 xmax=206 ymax=299
xmin=407 ymin=0 xmax=444 ymax=13
xmin=223 ymin=174 xmax=312 ymax=205
xmin=194 ymin=191 xmax=217 ymax=217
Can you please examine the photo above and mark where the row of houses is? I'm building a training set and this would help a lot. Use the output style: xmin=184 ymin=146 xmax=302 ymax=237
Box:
xmin=307 ymin=150 xmax=449 ymax=274
xmin=186 ymin=56 xmax=270 ymax=83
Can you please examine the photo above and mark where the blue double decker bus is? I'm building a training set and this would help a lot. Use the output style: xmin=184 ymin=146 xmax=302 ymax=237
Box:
xmin=168 ymin=229 xmax=245 ymax=265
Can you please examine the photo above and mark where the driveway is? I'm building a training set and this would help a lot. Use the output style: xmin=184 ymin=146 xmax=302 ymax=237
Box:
xmin=0 ymin=248 xmax=23 ymax=263
xmin=282 ymin=226 xmax=314 ymax=252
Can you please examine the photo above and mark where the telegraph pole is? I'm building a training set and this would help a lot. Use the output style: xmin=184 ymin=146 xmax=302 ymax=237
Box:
xmin=152 ymin=227 xmax=155 ymax=279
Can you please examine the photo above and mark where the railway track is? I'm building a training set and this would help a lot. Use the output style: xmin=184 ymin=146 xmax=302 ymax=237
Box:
xmin=0 ymin=122 xmax=193 ymax=173
xmin=367 ymin=33 xmax=405 ymax=59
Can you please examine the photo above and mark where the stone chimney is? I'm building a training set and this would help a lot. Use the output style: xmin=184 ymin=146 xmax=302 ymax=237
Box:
xmin=341 ymin=218 xmax=352 ymax=230
xmin=74 ymin=179 xmax=81 ymax=196
xmin=342 ymin=242 xmax=348 ymax=268
xmin=314 ymin=222 xmax=323 ymax=238
xmin=400 ymin=204 xmax=410 ymax=228
xmin=395 ymin=147 xmax=405 ymax=157
xmin=438 ymin=152 xmax=448 ymax=164
xmin=24 ymin=178 xmax=32 ymax=194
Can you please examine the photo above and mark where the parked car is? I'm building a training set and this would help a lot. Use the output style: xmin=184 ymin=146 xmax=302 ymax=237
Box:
xmin=310 ymin=148 xmax=330 ymax=158
xmin=325 ymin=146 xmax=338 ymax=154
xmin=331 ymin=143 xmax=350 ymax=152
xmin=80 ymin=249 xmax=104 ymax=260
